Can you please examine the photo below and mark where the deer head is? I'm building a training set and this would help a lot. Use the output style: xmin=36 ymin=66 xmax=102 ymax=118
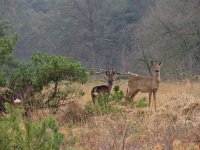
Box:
xmin=151 ymin=61 xmax=163 ymax=72
xmin=105 ymin=69 xmax=115 ymax=86
xmin=91 ymin=68 xmax=116 ymax=105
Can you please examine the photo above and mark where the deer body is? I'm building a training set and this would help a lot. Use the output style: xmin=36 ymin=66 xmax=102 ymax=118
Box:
xmin=125 ymin=62 xmax=162 ymax=111
xmin=91 ymin=85 xmax=111 ymax=95
xmin=91 ymin=70 xmax=115 ymax=105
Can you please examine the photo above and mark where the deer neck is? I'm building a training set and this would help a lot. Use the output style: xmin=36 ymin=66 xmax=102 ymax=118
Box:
xmin=153 ymin=71 xmax=161 ymax=83
xmin=107 ymin=81 xmax=113 ymax=90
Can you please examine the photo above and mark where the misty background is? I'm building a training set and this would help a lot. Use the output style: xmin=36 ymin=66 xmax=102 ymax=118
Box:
xmin=1 ymin=0 xmax=200 ymax=78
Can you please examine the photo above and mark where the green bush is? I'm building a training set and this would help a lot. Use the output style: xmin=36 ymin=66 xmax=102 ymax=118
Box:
xmin=85 ymin=86 xmax=124 ymax=114
xmin=114 ymin=85 xmax=120 ymax=92
xmin=0 ymin=71 xmax=6 ymax=86
xmin=110 ymin=85 xmax=124 ymax=102
xmin=9 ymin=52 xmax=89 ymax=111
xmin=135 ymin=97 xmax=148 ymax=108
xmin=97 ymin=94 xmax=110 ymax=107
xmin=0 ymin=104 xmax=64 ymax=150
xmin=0 ymin=19 xmax=18 ymax=66
xmin=10 ymin=52 xmax=89 ymax=94
xmin=9 ymin=62 xmax=36 ymax=90
xmin=85 ymin=94 xmax=121 ymax=115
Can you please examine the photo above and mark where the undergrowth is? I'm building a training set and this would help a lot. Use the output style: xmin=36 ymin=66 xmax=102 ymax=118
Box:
xmin=0 ymin=104 xmax=64 ymax=150
xmin=135 ymin=97 xmax=148 ymax=108
xmin=85 ymin=94 xmax=121 ymax=115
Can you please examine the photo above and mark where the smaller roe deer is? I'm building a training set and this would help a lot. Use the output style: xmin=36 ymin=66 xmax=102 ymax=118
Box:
xmin=125 ymin=61 xmax=163 ymax=111
xmin=91 ymin=69 xmax=115 ymax=105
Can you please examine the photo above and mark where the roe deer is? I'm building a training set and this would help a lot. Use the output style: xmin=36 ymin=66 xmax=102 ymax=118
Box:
xmin=12 ymin=80 xmax=35 ymax=105
xmin=125 ymin=61 xmax=163 ymax=111
xmin=0 ymin=80 xmax=35 ymax=114
xmin=91 ymin=69 xmax=115 ymax=105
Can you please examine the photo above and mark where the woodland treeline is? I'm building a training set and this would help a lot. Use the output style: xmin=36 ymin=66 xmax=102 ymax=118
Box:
xmin=1 ymin=0 xmax=200 ymax=78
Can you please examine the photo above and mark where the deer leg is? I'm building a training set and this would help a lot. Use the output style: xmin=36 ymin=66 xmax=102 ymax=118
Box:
xmin=153 ymin=90 xmax=157 ymax=111
xmin=91 ymin=94 xmax=96 ymax=106
xmin=130 ymin=90 xmax=139 ymax=100
xmin=149 ymin=92 xmax=152 ymax=108
xmin=126 ymin=88 xmax=129 ymax=96
xmin=125 ymin=88 xmax=136 ymax=100
xmin=125 ymin=90 xmax=131 ymax=100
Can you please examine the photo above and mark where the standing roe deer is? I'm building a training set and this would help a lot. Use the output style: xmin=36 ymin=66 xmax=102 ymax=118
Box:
xmin=91 ymin=69 xmax=115 ymax=105
xmin=125 ymin=61 xmax=163 ymax=111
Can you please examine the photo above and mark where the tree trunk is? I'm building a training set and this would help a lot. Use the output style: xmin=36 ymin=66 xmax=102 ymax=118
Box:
xmin=52 ymin=80 xmax=58 ymax=98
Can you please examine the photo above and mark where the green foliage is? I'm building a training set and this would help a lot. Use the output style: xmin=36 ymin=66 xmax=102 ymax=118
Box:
xmin=10 ymin=52 xmax=88 ymax=111
xmin=10 ymin=52 xmax=88 ymax=92
xmin=0 ymin=19 xmax=18 ymax=87
xmin=10 ymin=62 xmax=36 ymax=90
xmin=0 ymin=19 xmax=18 ymax=66
xmin=97 ymin=94 xmax=110 ymax=107
xmin=85 ymin=86 xmax=124 ymax=114
xmin=85 ymin=94 xmax=121 ymax=115
xmin=114 ymin=85 xmax=120 ymax=92
xmin=0 ymin=71 xmax=6 ymax=86
xmin=135 ymin=97 xmax=148 ymax=108
xmin=31 ymin=52 xmax=88 ymax=89
xmin=0 ymin=104 xmax=64 ymax=150
xmin=110 ymin=85 xmax=124 ymax=102
xmin=70 ymin=137 xmax=79 ymax=145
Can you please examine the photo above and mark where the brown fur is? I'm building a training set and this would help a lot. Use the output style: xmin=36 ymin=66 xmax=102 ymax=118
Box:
xmin=91 ymin=70 xmax=115 ymax=105
xmin=125 ymin=61 xmax=163 ymax=111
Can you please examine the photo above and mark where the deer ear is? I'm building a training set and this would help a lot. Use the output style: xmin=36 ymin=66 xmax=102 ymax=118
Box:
xmin=159 ymin=61 xmax=163 ymax=66
xmin=106 ymin=71 xmax=108 ymax=76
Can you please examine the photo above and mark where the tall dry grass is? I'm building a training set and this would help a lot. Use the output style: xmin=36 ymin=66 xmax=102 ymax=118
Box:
xmin=50 ymin=80 xmax=199 ymax=149
xmin=8 ymin=80 xmax=200 ymax=149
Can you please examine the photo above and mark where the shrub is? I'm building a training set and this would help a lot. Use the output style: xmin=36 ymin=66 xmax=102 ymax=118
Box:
xmin=97 ymin=94 xmax=110 ymax=107
xmin=10 ymin=52 xmax=89 ymax=111
xmin=0 ymin=71 xmax=6 ymax=86
xmin=85 ymin=95 xmax=121 ymax=115
xmin=110 ymin=85 xmax=124 ymax=102
xmin=0 ymin=104 xmax=64 ymax=150
xmin=0 ymin=19 xmax=18 ymax=66
xmin=0 ymin=19 xmax=18 ymax=86
xmin=11 ymin=52 xmax=89 ymax=94
xmin=135 ymin=97 xmax=148 ymax=108
xmin=59 ymin=102 xmax=88 ymax=125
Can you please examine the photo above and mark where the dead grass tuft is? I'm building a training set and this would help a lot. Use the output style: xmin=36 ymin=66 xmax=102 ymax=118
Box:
xmin=182 ymin=102 xmax=200 ymax=115
xmin=57 ymin=102 xmax=89 ymax=125
xmin=173 ymin=140 xmax=200 ymax=150
xmin=147 ymin=111 xmax=179 ymax=149
xmin=154 ymin=143 xmax=164 ymax=150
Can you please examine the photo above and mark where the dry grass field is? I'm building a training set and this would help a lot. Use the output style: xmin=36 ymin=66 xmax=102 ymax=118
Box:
xmin=26 ymin=80 xmax=200 ymax=149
